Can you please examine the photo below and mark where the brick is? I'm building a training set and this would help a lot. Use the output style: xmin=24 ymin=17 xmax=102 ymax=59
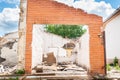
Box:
xmin=24 ymin=0 xmax=105 ymax=74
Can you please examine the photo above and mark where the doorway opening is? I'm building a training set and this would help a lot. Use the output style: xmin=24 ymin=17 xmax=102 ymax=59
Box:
xmin=31 ymin=24 xmax=90 ymax=75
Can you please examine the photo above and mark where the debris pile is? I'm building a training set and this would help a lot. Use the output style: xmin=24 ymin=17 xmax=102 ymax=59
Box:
xmin=0 ymin=65 xmax=17 ymax=75
xmin=0 ymin=32 xmax=18 ymax=75
xmin=107 ymin=69 xmax=120 ymax=78
xmin=32 ymin=63 xmax=87 ymax=76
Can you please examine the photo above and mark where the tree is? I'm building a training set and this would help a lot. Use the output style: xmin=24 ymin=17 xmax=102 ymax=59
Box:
xmin=45 ymin=24 xmax=86 ymax=39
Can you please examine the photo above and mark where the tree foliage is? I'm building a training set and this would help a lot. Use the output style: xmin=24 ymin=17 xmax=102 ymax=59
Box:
xmin=45 ymin=24 xmax=86 ymax=39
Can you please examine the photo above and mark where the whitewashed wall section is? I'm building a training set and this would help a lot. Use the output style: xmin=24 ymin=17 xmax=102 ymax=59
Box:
xmin=105 ymin=15 xmax=120 ymax=59
xmin=77 ymin=25 xmax=90 ymax=69
xmin=32 ymin=24 xmax=70 ymax=68
xmin=32 ymin=24 xmax=90 ymax=69
xmin=32 ymin=25 xmax=44 ymax=68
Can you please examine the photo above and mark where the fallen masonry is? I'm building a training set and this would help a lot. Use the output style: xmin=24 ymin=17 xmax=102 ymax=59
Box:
xmin=0 ymin=74 xmax=90 ymax=80
xmin=32 ymin=64 xmax=88 ymax=75
xmin=0 ymin=65 xmax=17 ymax=75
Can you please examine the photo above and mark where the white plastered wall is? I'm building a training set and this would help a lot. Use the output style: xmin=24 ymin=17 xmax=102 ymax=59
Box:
xmin=77 ymin=25 xmax=90 ymax=69
xmin=32 ymin=24 xmax=90 ymax=69
xmin=32 ymin=24 xmax=70 ymax=68
xmin=105 ymin=15 xmax=120 ymax=59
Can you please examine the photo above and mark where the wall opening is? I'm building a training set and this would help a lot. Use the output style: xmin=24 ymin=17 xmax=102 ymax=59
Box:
xmin=31 ymin=24 xmax=90 ymax=74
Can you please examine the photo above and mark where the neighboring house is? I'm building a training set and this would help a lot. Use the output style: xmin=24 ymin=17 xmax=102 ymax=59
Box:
xmin=104 ymin=7 xmax=120 ymax=64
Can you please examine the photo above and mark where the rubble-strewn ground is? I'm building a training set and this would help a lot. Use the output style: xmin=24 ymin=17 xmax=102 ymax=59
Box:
xmin=0 ymin=32 xmax=18 ymax=75
xmin=107 ymin=68 xmax=120 ymax=78
xmin=32 ymin=64 xmax=88 ymax=75
xmin=0 ymin=65 xmax=17 ymax=75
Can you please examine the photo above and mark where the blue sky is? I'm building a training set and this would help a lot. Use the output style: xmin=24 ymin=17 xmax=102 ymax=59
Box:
xmin=0 ymin=0 xmax=20 ymax=36
xmin=95 ymin=0 xmax=120 ymax=9
xmin=0 ymin=0 xmax=120 ymax=36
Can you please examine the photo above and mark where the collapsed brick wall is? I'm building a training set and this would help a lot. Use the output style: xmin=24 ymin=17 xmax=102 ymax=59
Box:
xmin=25 ymin=0 xmax=105 ymax=74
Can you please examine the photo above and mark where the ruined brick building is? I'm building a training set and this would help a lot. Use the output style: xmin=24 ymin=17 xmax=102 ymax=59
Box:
xmin=18 ymin=0 xmax=105 ymax=74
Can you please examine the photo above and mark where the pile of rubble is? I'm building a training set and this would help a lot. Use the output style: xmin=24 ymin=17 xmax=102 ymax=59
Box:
xmin=107 ymin=69 xmax=120 ymax=78
xmin=0 ymin=65 xmax=17 ymax=75
xmin=32 ymin=64 xmax=87 ymax=76
xmin=0 ymin=32 xmax=18 ymax=75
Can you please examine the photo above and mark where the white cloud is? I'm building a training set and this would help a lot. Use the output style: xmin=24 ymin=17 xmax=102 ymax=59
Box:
xmin=0 ymin=7 xmax=20 ymax=36
xmin=55 ymin=0 xmax=115 ymax=20
xmin=0 ymin=0 xmax=115 ymax=36
xmin=0 ymin=0 xmax=20 ymax=4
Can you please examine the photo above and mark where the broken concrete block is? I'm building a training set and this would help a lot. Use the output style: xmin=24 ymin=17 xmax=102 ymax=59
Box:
xmin=44 ymin=52 xmax=56 ymax=66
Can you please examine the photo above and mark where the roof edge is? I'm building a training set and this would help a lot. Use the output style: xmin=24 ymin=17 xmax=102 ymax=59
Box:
xmin=104 ymin=7 xmax=120 ymax=23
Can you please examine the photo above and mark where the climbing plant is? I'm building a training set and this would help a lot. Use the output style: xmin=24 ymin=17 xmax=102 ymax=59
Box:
xmin=45 ymin=24 xmax=86 ymax=39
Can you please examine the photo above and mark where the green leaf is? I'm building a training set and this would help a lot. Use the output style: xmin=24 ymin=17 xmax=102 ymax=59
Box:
xmin=45 ymin=24 xmax=86 ymax=39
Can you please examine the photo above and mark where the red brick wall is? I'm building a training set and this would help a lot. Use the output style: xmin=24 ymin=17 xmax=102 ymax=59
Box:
xmin=25 ymin=0 xmax=105 ymax=74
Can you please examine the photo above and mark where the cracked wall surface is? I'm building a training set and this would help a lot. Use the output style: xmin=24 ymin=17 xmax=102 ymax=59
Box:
xmin=17 ymin=0 xmax=27 ymax=69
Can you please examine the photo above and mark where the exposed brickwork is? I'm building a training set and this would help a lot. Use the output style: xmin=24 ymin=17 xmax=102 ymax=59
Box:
xmin=25 ymin=0 xmax=105 ymax=74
